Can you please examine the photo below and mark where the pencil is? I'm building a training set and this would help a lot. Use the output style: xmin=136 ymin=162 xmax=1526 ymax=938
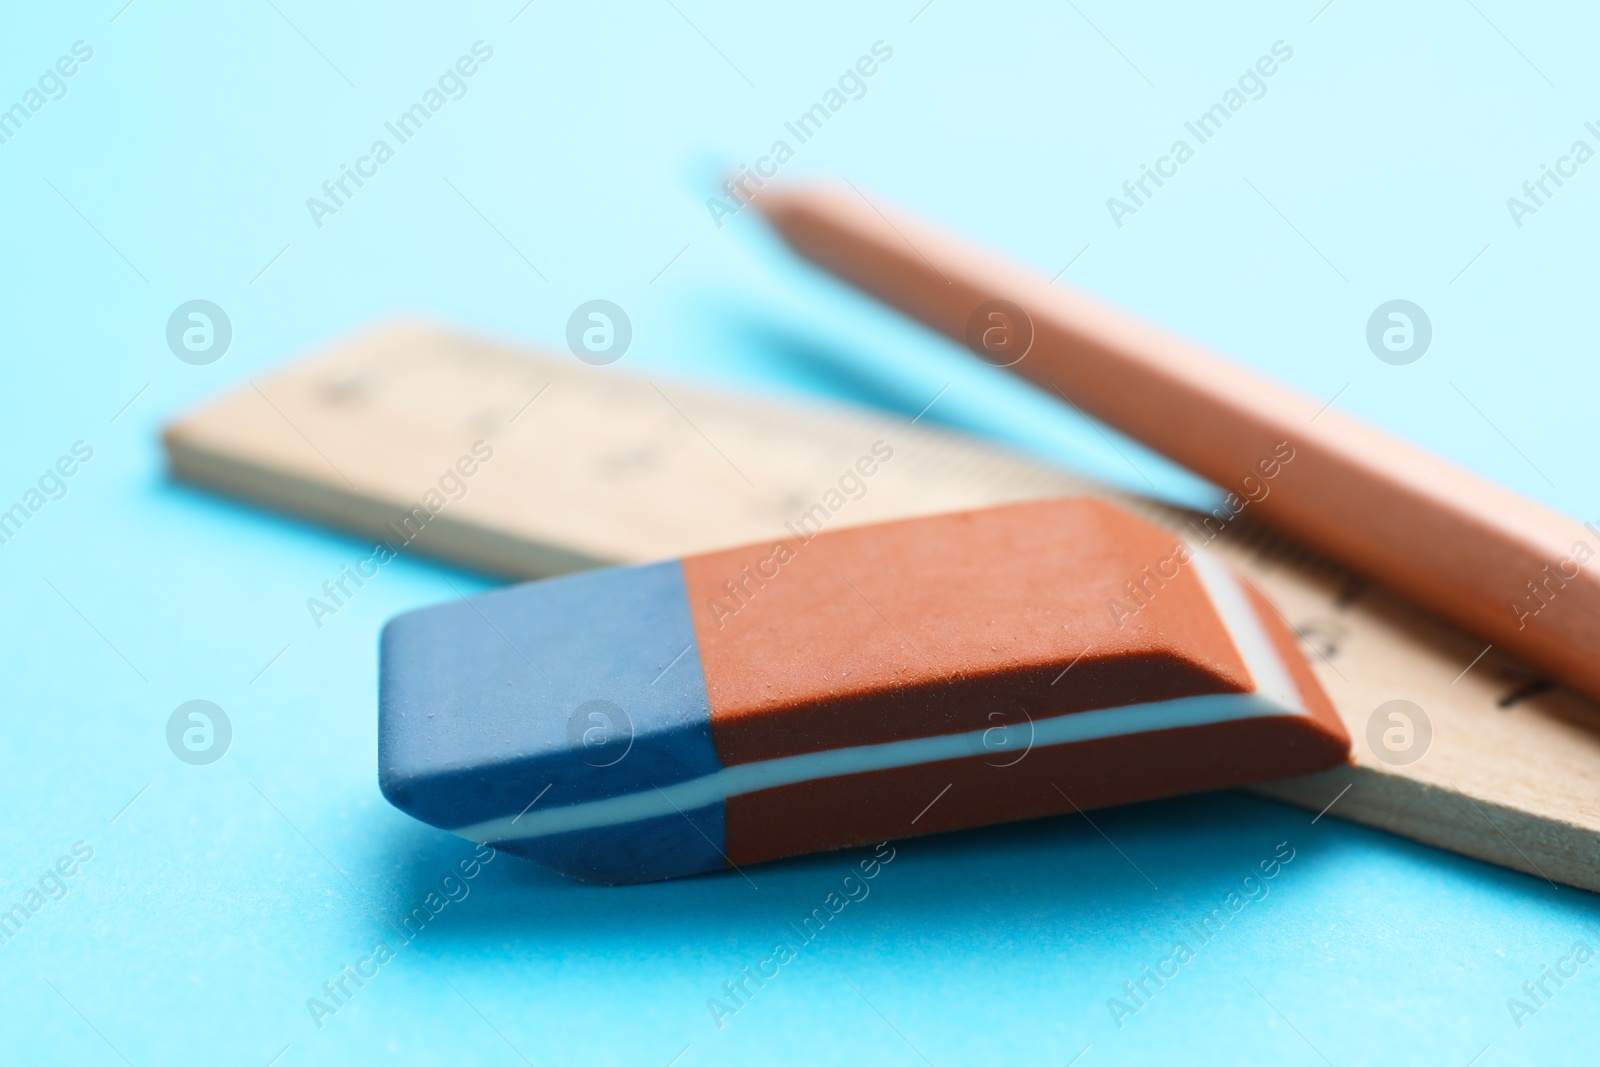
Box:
xmin=755 ymin=184 xmax=1600 ymax=705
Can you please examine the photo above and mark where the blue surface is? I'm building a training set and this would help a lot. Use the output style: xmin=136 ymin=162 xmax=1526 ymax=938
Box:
xmin=3 ymin=1 xmax=1599 ymax=1064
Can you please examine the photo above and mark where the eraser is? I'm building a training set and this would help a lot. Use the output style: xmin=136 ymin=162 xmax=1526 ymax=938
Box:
xmin=379 ymin=498 xmax=1350 ymax=883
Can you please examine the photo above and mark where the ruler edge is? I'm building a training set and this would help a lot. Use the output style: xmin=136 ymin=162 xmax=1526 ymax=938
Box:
xmin=160 ymin=322 xmax=1600 ymax=894
xmin=1251 ymin=768 xmax=1600 ymax=892
xmin=162 ymin=429 xmax=612 ymax=578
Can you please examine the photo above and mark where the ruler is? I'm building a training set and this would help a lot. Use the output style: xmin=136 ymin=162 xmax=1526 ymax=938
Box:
xmin=164 ymin=322 xmax=1600 ymax=891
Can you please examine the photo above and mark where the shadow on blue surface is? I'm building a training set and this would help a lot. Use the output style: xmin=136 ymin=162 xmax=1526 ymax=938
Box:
xmin=730 ymin=317 xmax=944 ymax=421
xmin=381 ymin=789 xmax=1593 ymax=951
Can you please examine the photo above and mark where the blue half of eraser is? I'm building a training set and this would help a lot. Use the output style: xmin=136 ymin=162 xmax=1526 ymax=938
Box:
xmin=378 ymin=560 xmax=726 ymax=882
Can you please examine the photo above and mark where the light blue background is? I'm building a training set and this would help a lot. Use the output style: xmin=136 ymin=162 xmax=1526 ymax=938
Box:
xmin=2 ymin=1 xmax=1598 ymax=1063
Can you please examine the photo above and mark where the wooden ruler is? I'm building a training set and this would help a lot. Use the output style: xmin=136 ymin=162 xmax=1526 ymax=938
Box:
xmin=164 ymin=322 xmax=1600 ymax=891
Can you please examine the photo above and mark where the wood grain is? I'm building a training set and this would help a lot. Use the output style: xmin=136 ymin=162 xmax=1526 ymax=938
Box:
xmin=163 ymin=322 xmax=1600 ymax=891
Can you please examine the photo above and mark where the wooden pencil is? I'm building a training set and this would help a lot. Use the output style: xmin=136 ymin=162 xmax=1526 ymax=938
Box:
xmin=754 ymin=184 xmax=1600 ymax=705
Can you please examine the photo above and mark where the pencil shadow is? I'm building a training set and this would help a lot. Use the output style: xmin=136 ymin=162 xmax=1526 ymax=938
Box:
xmin=727 ymin=317 xmax=962 ymax=427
